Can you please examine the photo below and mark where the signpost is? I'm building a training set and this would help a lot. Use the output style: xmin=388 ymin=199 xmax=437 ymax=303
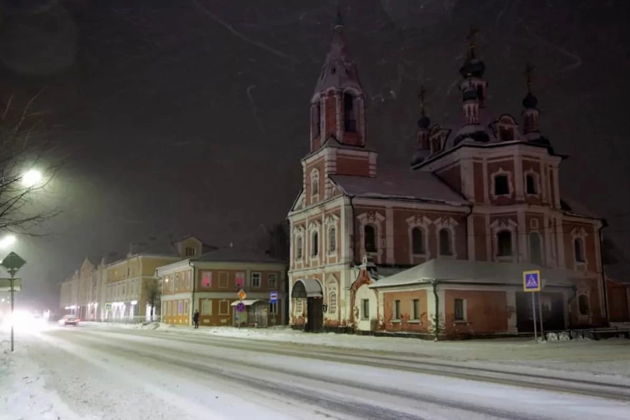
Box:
xmin=237 ymin=289 xmax=247 ymax=301
xmin=1 ymin=252 xmax=27 ymax=352
xmin=523 ymin=270 xmax=543 ymax=341
xmin=0 ymin=278 xmax=22 ymax=291
xmin=269 ymin=291 xmax=278 ymax=304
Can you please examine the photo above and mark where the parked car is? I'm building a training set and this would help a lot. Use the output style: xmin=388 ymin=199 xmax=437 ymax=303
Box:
xmin=58 ymin=314 xmax=80 ymax=326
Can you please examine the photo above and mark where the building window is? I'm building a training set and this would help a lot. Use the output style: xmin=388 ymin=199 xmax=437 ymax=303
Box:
xmin=439 ymin=228 xmax=453 ymax=256
xmin=344 ymin=92 xmax=356 ymax=132
xmin=312 ymin=102 xmax=321 ymax=138
xmin=201 ymin=271 xmax=212 ymax=288
xmin=201 ymin=299 xmax=212 ymax=315
xmin=296 ymin=235 xmax=303 ymax=260
xmin=494 ymin=174 xmax=510 ymax=196
xmin=219 ymin=300 xmax=229 ymax=315
xmin=218 ymin=271 xmax=228 ymax=288
xmin=311 ymin=169 xmax=319 ymax=198
xmin=526 ymin=174 xmax=538 ymax=195
xmin=411 ymin=227 xmax=425 ymax=255
xmin=574 ymin=237 xmax=586 ymax=263
xmin=328 ymin=225 xmax=337 ymax=253
xmin=578 ymin=295 xmax=589 ymax=316
xmin=497 ymin=230 xmax=513 ymax=257
xmin=393 ymin=299 xmax=401 ymax=320
xmin=268 ymin=273 xmax=277 ymax=289
xmin=412 ymin=299 xmax=420 ymax=320
xmin=185 ymin=247 xmax=196 ymax=257
xmin=454 ymin=298 xmax=466 ymax=321
xmin=529 ymin=232 xmax=543 ymax=265
xmin=311 ymin=231 xmax=319 ymax=257
xmin=251 ymin=272 xmax=261 ymax=288
xmin=328 ymin=289 xmax=337 ymax=314
xmin=364 ymin=225 xmax=377 ymax=253
xmin=361 ymin=299 xmax=369 ymax=320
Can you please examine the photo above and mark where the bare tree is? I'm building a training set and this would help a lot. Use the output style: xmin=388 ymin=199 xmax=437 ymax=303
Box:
xmin=0 ymin=92 xmax=59 ymax=234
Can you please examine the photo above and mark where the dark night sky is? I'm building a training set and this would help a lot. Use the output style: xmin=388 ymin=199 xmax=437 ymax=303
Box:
xmin=1 ymin=0 xmax=629 ymax=308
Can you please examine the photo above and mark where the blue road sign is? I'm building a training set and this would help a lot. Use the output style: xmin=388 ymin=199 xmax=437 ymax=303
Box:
xmin=236 ymin=302 xmax=245 ymax=312
xmin=523 ymin=270 xmax=541 ymax=292
xmin=269 ymin=291 xmax=278 ymax=303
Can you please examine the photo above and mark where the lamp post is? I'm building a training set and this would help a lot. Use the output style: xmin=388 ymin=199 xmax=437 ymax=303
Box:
xmin=1 ymin=251 xmax=26 ymax=352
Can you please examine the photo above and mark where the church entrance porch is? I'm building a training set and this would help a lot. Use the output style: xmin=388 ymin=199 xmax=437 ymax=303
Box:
xmin=291 ymin=278 xmax=324 ymax=332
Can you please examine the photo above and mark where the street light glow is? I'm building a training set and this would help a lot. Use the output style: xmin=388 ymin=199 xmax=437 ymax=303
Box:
xmin=0 ymin=234 xmax=16 ymax=249
xmin=21 ymin=169 xmax=43 ymax=188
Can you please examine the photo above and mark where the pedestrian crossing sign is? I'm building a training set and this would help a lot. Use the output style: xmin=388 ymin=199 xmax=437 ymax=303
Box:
xmin=523 ymin=270 xmax=541 ymax=292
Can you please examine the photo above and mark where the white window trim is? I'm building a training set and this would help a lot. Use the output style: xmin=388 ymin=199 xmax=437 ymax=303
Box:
xmin=490 ymin=167 xmax=513 ymax=199
xmin=308 ymin=221 xmax=321 ymax=264
xmin=435 ymin=217 xmax=458 ymax=259
xmin=454 ymin=298 xmax=468 ymax=322
xmin=392 ymin=299 xmax=401 ymax=322
xmin=571 ymin=227 xmax=588 ymax=269
xmin=357 ymin=211 xmax=386 ymax=263
xmin=406 ymin=215 xmax=431 ymax=262
xmin=324 ymin=214 xmax=340 ymax=257
xmin=524 ymin=169 xmax=541 ymax=197
xmin=490 ymin=219 xmax=518 ymax=262
xmin=251 ymin=272 xmax=262 ymax=289
xmin=310 ymin=168 xmax=320 ymax=202
xmin=293 ymin=226 xmax=305 ymax=263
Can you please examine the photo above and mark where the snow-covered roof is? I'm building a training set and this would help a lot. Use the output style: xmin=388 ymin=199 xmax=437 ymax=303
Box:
xmin=191 ymin=248 xmax=284 ymax=264
xmin=313 ymin=24 xmax=362 ymax=95
xmin=370 ymin=259 xmax=582 ymax=288
xmin=330 ymin=169 xmax=468 ymax=205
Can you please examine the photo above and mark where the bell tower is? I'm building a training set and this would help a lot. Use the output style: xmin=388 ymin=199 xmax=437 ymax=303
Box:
xmin=310 ymin=12 xmax=366 ymax=152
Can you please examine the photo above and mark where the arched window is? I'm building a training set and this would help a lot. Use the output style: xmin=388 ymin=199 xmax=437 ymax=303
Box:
xmin=311 ymin=231 xmax=319 ymax=257
xmin=574 ymin=237 xmax=586 ymax=263
xmin=411 ymin=227 xmax=425 ymax=255
xmin=344 ymin=92 xmax=356 ymax=132
xmin=439 ymin=228 xmax=453 ymax=256
xmin=578 ymin=294 xmax=589 ymax=316
xmin=328 ymin=225 xmax=337 ymax=253
xmin=310 ymin=169 xmax=319 ymax=198
xmin=364 ymin=225 xmax=377 ymax=253
xmin=312 ymin=102 xmax=321 ymax=137
xmin=526 ymin=174 xmax=538 ymax=195
xmin=494 ymin=175 xmax=510 ymax=196
xmin=529 ymin=232 xmax=543 ymax=265
xmin=328 ymin=289 xmax=337 ymax=314
xmin=497 ymin=230 xmax=513 ymax=257
xmin=295 ymin=235 xmax=303 ymax=259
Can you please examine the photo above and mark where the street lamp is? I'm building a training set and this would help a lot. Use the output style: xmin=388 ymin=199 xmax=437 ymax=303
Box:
xmin=21 ymin=169 xmax=43 ymax=188
xmin=0 ymin=235 xmax=16 ymax=249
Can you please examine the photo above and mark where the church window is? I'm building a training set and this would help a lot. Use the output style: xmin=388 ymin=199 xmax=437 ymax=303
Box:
xmin=438 ymin=228 xmax=453 ymax=256
xmin=526 ymin=174 xmax=538 ymax=195
xmin=364 ymin=225 xmax=377 ymax=253
xmin=328 ymin=289 xmax=337 ymax=314
xmin=295 ymin=235 xmax=303 ymax=260
xmin=411 ymin=227 xmax=425 ymax=255
xmin=578 ymin=295 xmax=589 ymax=316
xmin=310 ymin=169 xmax=320 ymax=198
xmin=185 ymin=247 xmax=196 ymax=257
xmin=344 ymin=92 xmax=357 ymax=132
xmin=574 ymin=237 xmax=586 ymax=263
xmin=497 ymin=230 xmax=513 ymax=257
xmin=312 ymin=102 xmax=321 ymax=137
xmin=328 ymin=225 xmax=337 ymax=253
xmin=494 ymin=174 xmax=510 ymax=196
xmin=311 ymin=231 xmax=319 ymax=257
xmin=529 ymin=232 xmax=543 ymax=265
xmin=361 ymin=299 xmax=370 ymax=320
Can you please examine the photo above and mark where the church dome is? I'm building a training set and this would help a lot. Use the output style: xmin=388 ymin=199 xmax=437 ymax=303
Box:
xmin=522 ymin=92 xmax=538 ymax=108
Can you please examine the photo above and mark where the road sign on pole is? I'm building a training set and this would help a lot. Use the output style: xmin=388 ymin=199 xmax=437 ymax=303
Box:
xmin=269 ymin=291 xmax=278 ymax=303
xmin=237 ymin=289 xmax=247 ymax=300
xmin=523 ymin=270 xmax=541 ymax=292
xmin=0 ymin=278 xmax=21 ymax=291
xmin=1 ymin=251 xmax=27 ymax=352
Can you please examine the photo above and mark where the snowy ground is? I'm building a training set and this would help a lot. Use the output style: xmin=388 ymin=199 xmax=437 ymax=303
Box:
xmin=1 ymin=322 xmax=630 ymax=420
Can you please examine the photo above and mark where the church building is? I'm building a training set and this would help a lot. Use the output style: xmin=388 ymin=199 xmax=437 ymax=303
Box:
xmin=287 ymin=19 xmax=606 ymax=338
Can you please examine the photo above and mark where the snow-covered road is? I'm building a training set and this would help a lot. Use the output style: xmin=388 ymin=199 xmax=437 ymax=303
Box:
xmin=2 ymin=324 xmax=630 ymax=419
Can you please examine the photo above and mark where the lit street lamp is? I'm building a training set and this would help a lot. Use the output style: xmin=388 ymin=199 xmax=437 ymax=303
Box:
xmin=21 ymin=169 xmax=43 ymax=188
xmin=0 ymin=235 xmax=16 ymax=249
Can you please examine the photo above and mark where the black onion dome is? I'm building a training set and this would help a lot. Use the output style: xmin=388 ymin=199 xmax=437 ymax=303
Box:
xmin=417 ymin=115 xmax=431 ymax=129
xmin=459 ymin=58 xmax=485 ymax=78
xmin=522 ymin=92 xmax=538 ymax=108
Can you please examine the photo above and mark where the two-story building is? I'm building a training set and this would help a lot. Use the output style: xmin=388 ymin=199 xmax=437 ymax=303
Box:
xmin=287 ymin=20 xmax=607 ymax=338
xmin=156 ymin=247 xmax=287 ymax=327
